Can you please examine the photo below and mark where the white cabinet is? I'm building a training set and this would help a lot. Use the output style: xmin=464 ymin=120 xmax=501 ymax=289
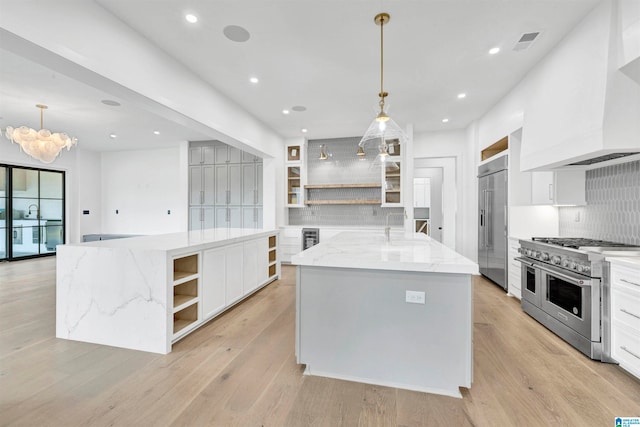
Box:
xmin=507 ymin=237 xmax=522 ymax=299
xmin=202 ymin=247 xmax=226 ymax=319
xmin=610 ymin=259 xmax=640 ymax=379
xmin=243 ymin=239 xmax=259 ymax=294
xmin=241 ymin=162 xmax=263 ymax=228
xmin=413 ymin=177 xmax=431 ymax=208
xmin=531 ymin=170 xmax=586 ymax=206
xmin=225 ymin=243 xmax=244 ymax=305
xmin=382 ymin=158 xmax=402 ymax=206
xmin=509 ymin=129 xmax=586 ymax=206
xmin=286 ymin=141 xmax=306 ymax=207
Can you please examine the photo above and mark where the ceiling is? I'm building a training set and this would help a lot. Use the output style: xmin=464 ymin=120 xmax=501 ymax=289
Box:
xmin=0 ymin=0 xmax=602 ymax=153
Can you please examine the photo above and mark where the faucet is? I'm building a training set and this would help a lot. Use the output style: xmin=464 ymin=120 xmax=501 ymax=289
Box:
xmin=28 ymin=204 xmax=39 ymax=219
xmin=385 ymin=210 xmax=407 ymax=242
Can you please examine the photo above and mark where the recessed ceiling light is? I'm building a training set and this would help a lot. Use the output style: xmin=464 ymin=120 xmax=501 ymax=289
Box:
xmin=301 ymin=128 xmax=308 ymax=133
xmin=153 ymin=130 xmax=160 ymax=135
xmin=223 ymin=25 xmax=251 ymax=42
xmin=101 ymin=99 xmax=121 ymax=107
xmin=489 ymin=47 xmax=500 ymax=55
xmin=282 ymin=109 xmax=290 ymax=115
xmin=185 ymin=14 xmax=198 ymax=24
xmin=109 ymin=133 xmax=117 ymax=139
xmin=292 ymin=105 xmax=307 ymax=112
xmin=457 ymin=93 xmax=466 ymax=99
xmin=442 ymin=118 xmax=449 ymax=123
xmin=249 ymin=77 xmax=259 ymax=84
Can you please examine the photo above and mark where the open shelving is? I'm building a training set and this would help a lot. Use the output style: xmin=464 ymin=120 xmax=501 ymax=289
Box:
xmin=304 ymin=183 xmax=382 ymax=205
xmin=268 ymin=235 xmax=277 ymax=278
xmin=172 ymin=253 xmax=200 ymax=337
xmin=383 ymin=160 xmax=402 ymax=205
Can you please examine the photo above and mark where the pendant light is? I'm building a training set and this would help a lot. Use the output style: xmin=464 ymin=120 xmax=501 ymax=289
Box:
xmin=359 ymin=13 xmax=408 ymax=151
xmin=4 ymin=104 xmax=78 ymax=164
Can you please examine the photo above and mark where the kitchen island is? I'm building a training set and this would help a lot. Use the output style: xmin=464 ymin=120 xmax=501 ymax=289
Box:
xmin=291 ymin=231 xmax=478 ymax=397
xmin=56 ymin=228 xmax=279 ymax=354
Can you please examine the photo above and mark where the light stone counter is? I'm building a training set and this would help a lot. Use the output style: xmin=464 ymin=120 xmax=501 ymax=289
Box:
xmin=56 ymin=228 xmax=279 ymax=354
xmin=291 ymin=231 xmax=479 ymax=274
xmin=292 ymin=231 xmax=478 ymax=398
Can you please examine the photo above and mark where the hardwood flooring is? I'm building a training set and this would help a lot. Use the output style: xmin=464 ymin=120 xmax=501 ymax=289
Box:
xmin=1 ymin=257 xmax=639 ymax=426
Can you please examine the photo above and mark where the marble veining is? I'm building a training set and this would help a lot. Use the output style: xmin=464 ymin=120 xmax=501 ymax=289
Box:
xmin=291 ymin=231 xmax=478 ymax=274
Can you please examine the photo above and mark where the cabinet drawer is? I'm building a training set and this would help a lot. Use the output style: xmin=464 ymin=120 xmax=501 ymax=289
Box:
xmin=612 ymin=289 xmax=640 ymax=332
xmin=611 ymin=325 xmax=640 ymax=378
xmin=611 ymin=265 xmax=640 ymax=294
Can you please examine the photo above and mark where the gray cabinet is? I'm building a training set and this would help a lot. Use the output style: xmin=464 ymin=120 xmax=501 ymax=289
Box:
xmin=189 ymin=145 xmax=215 ymax=165
xmin=214 ymin=143 xmax=242 ymax=164
xmin=188 ymin=141 xmax=263 ymax=230
xmin=215 ymin=164 xmax=242 ymax=205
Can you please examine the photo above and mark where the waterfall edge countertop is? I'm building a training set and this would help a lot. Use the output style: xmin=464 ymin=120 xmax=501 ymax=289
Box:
xmin=64 ymin=228 xmax=276 ymax=254
xmin=291 ymin=231 xmax=479 ymax=274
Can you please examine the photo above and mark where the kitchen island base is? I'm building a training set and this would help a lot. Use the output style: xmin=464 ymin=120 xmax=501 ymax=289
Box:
xmin=295 ymin=265 xmax=473 ymax=398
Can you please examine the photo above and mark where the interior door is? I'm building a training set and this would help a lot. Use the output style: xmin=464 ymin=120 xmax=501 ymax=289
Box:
xmin=0 ymin=166 xmax=6 ymax=260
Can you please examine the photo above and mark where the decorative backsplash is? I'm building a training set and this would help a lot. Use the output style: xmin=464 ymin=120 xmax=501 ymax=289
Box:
xmin=559 ymin=160 xmax=640 ymax=245
xmin=289 ymin=137 xmax=405 ymax=227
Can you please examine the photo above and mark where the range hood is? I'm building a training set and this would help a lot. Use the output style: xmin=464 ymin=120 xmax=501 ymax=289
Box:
xmin=520 ymin=0 xmax=640 ymax=172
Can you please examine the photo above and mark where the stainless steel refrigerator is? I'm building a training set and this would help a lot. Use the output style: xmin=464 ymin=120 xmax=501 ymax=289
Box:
xmin=478 ymin=155 xmax=508 ymax=290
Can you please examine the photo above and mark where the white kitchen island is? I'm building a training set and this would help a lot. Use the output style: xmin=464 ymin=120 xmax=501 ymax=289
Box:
xmin=291 ymin=231 xmax=478 ymax=398
xmin=56 ymin=228 xmax=279 ymax=354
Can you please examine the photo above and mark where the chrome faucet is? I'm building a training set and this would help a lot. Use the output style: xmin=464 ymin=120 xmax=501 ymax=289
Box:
xmin=28 ymin=204 xmax=39 ymax=219
xmin=385 ymin=210 xmax=407 ymax=242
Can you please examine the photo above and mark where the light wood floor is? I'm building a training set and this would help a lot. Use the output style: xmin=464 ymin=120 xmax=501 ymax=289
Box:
xmin=1 ymin=258 xmax=639 ymax=426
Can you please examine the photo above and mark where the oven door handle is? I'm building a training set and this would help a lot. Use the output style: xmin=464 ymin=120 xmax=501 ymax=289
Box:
xmin=515 ymin=257 xmax=590 ymax=287
xmin=514 ymin=257 xmax=534 ymax=267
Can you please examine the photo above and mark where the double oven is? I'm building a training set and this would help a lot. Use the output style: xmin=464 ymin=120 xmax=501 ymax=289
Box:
xmin=520 ymin=257 xmax=603 ymax=359
xmin=515 ymin=237 xmax=635 ymax=361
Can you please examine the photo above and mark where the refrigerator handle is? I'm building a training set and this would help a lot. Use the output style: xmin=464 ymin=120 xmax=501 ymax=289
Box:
xmin=484 ymin=190 xmax=493 ymax=248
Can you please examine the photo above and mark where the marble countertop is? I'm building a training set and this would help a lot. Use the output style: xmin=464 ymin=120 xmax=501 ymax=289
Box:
xmin=291 ymin=231 xmax=479 ymax=274
xmin=63 ymin=228 xmax=277 ymax=253
xmin=607 ymin=256 xmax=640 ymax=268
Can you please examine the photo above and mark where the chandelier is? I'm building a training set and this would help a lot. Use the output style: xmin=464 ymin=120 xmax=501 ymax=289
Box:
xmin=359 ymin=13 xmax=408 ymax=156
xmin=4 ymin=104 xmax=78 ymax=164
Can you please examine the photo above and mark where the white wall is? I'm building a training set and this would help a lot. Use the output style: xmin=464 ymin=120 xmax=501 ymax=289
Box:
xmin=412 ymin=129 xmax=476 ymax=260
xmin=76 ymin=149 xmax=102 ymax=237
xmin=101 ymin=147 xmax=187 ymax=235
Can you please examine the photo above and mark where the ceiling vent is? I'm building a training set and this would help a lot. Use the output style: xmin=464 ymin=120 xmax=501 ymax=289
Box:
xmin=513 ymin=32 xmax=540 ymax=51
xmin=568 ymin=152 xmax=640 ymax=166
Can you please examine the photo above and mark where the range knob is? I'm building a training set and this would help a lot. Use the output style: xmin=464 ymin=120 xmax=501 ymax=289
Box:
xmin=541 ymin=252 xmax=550 ymax=261
xmin=577 ymin=265 xmax=591 ymax=274
xmin=525 ymin=249 xmax=533 ymax=256
xmin=535 ymin=251 xmax=542 ymax=259
xmin=551 ymin=256 xmax=561 ymax=265
xmin=569 ymin=261 xmax=577 ymax=270
xmin=562 ymin=259 xmax=570 ymax=268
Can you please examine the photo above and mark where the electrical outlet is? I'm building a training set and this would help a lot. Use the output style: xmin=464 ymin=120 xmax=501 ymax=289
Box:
xmin=405 ymin=290 xmax=425 ymax=304
xmin=574 ymin=211 xmax=581 ymax=222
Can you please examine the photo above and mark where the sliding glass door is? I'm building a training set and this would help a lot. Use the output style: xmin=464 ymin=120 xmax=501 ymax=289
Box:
xmin=0 ymin=167 xmax=6 ymax=260
xmin=1 ymin=164 xmax=65 ymax=260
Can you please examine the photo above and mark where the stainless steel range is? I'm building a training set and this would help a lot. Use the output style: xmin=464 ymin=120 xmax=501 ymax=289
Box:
xmin=516 ymin=237 xmax=640 ymax=361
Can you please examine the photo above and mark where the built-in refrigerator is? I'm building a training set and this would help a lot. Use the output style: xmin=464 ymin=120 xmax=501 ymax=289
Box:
xmin=477 ymin=155 xmax=508 ymax=290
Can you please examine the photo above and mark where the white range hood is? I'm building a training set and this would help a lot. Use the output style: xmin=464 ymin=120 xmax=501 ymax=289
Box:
xmin=521 ymin=0 xmax=640 ymax=171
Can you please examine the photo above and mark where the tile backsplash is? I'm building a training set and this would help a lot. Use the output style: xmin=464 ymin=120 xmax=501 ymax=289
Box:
xmin=559 ymin=160 xmax=640 ymax=245
xmin=289 ymin=137 xmax=405 ymax=227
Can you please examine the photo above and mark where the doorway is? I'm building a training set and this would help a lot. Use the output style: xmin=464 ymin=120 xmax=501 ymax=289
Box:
xmin=414 ymin=158 xmax=456 ymax=250
xmin=0 ymin=164 xmax=65 ymax=261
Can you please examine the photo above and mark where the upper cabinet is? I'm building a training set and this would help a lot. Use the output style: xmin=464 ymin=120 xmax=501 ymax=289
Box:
xmin=521 ymin=0 xmax=640 ymax=171
xmin=509 ymin=129 xmax=586 ymax=206
xmin=189 ymin=144 xmax=215 ymax=165
xmin=285 ymin=141 xmax=306 ymax=207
